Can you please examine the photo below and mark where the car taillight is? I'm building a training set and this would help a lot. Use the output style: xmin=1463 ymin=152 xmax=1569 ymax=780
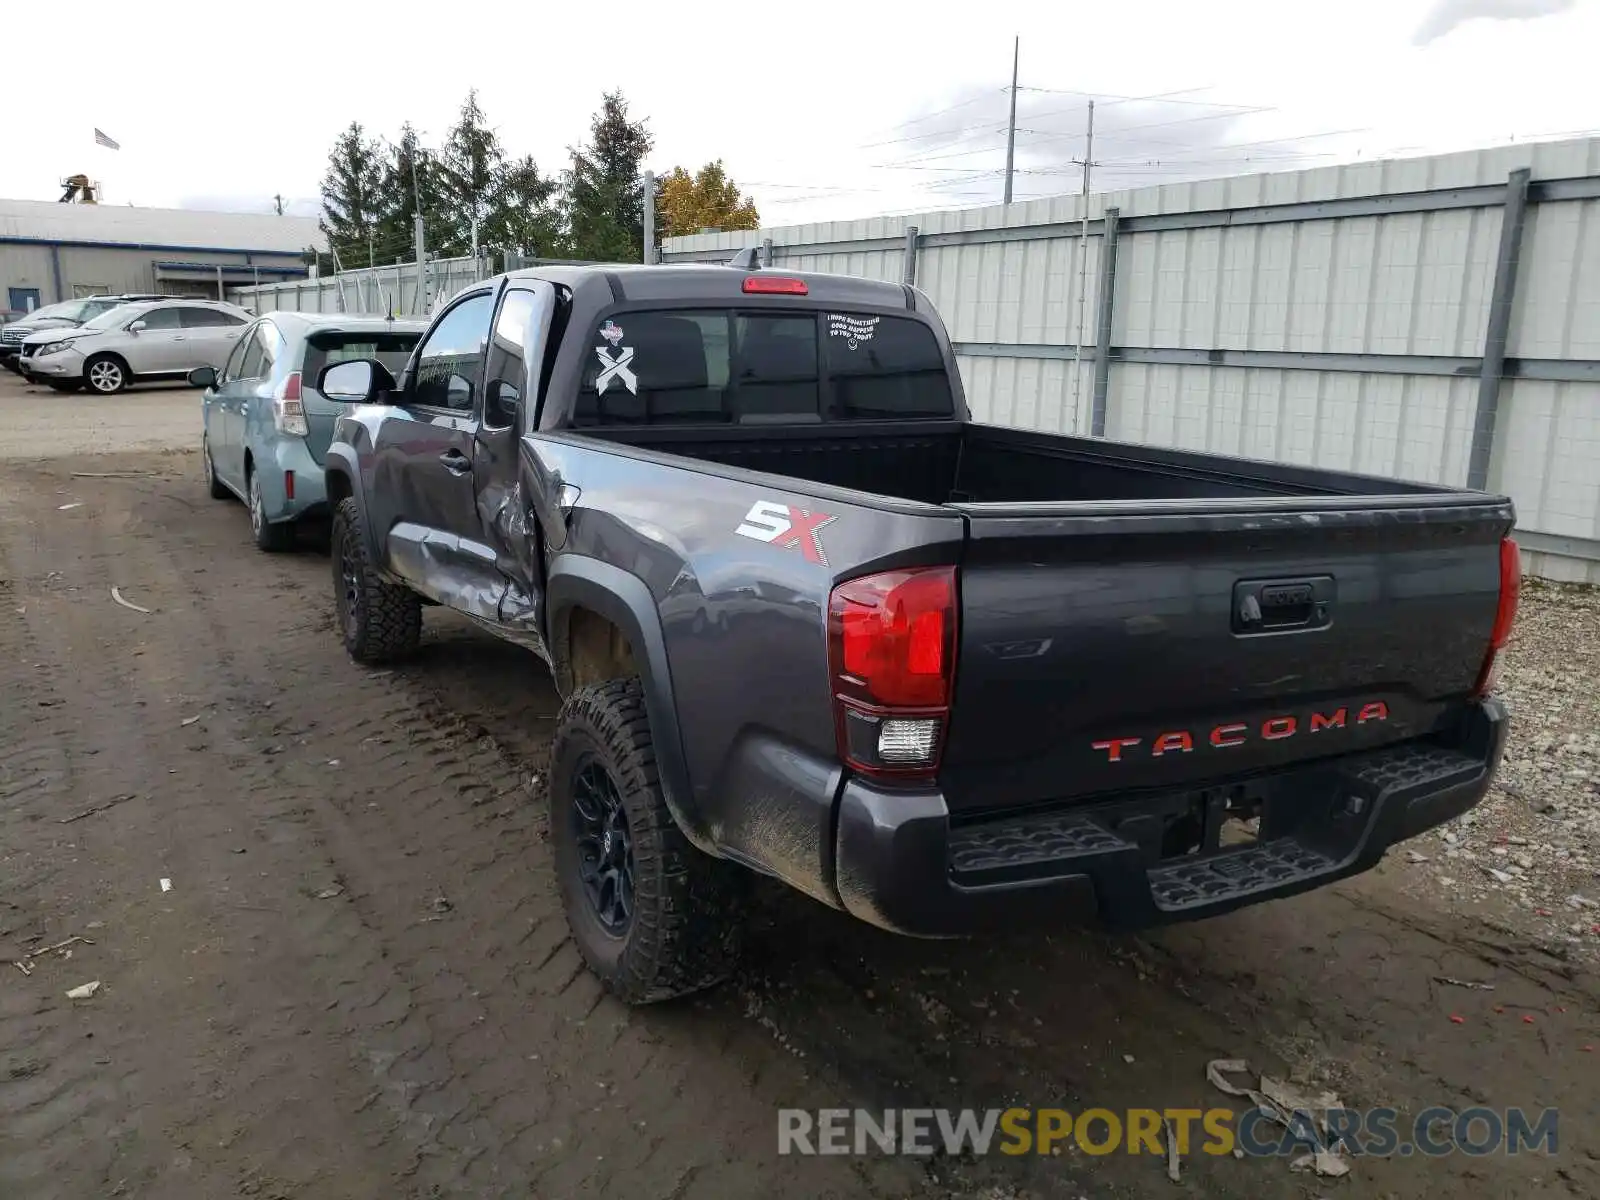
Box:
xmin=273 ymin=371 xmax=308 ymax=436
xmin=828 ymin=566 xmax=958 ymax=779
xmin=1473 ymin=537 xmax=1521 ymax=698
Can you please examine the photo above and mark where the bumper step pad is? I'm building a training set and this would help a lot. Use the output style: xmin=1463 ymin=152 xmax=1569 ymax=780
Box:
xmin=1148 ymin=839 xmax=1333 ymax=911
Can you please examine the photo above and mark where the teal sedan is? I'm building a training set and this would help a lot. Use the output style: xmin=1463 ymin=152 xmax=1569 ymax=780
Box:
xmin=192 ymin=313 xmax=424 ymax=550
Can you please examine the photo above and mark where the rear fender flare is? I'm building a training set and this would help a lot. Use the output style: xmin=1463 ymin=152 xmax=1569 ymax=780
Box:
xmin=546 ymin=555 xmax=711 ymax=852
xmin=323 ymin=445 xmax=380 ymax=562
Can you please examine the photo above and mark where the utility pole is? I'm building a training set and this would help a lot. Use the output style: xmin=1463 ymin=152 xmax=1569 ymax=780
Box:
xmin=470 ymin=213 xmax=480 ymax=277
xmin=642 ymin=170 xmax=656 ymax=264
xmin=1002 ymin=36 xmax=1019 ymax=205
xmin=273 ymin=193 xmax=285 ymax=216
xmin=367 ymin=229 xmax=374 ymax=270
xmin=1070 ymin=99 xmax=1096 ymax=422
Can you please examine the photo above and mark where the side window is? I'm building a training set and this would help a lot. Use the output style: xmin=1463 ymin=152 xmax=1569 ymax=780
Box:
xmin=181 ymin=307 xmax=234 ymax=328
xmin=483 ymin=289 xmax=537 ymax=428
xmin=236 ymin=326 xmax=268 ymax=380
xmin=219 ymin=323 xmax=254 ymax=383
xmin=137 ymin=307 xmax=183 ymax=331
xmin=255 ymin=323 xmax=280 ymax=379
xmin=413 ymin=292 xmax=494 ymax=411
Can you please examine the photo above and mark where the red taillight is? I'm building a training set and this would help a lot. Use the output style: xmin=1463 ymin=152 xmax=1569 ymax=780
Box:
xmin=829 ymin=567 xmax=958 ymax=778
xmin=742 ymin=275 xmax=808 ymax=295
xmin=273 ymin=371 xmax=308 ymax=436
xmin=1474 ymin=537 xmax=1521 ymax=697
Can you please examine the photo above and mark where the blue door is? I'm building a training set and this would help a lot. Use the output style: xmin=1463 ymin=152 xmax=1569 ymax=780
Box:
xmin=8 ymin=288 xmax=42 ymax=314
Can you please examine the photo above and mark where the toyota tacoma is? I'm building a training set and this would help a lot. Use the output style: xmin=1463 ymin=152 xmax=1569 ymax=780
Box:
xmin=316 ymin=262 xmax=1519 ymax=1004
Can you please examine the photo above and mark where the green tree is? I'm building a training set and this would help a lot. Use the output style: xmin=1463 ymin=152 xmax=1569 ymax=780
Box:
xmin=372 ymin=122 xmax=447 ymax=266
xmin=318 ymin=122 xmax=385 ymax=268
xmin=565 ymin=91 xmax=653 ymax=263
xmin=437 ymin=90 xmax=504 ymax=257
xmin=485 ymin=154 xmax=563 ymax=258
xmin=657 ymin=161 xmax=760 ymax=238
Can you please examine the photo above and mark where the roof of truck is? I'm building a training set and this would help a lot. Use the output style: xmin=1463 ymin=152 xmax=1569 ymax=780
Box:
xmin=502 ymin=263 xmax=916 ymax=309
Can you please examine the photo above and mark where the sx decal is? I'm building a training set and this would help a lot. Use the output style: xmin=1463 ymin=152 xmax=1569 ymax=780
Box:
xmin=735 ymin=499 xmax=839 ymax=566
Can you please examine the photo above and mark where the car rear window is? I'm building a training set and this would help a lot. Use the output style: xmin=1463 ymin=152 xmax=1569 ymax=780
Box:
xmin=304 ymin=331 xmax=422 ymax=392
xmin=573 ymin=309 xmax=952 ymax=426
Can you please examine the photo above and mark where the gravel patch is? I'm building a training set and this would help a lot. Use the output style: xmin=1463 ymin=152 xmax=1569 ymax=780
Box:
xmin=1394 ymin=579 xmax=1600 ymax=958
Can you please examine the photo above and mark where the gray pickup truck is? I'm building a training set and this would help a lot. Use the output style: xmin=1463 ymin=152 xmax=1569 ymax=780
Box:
xmin=317 ymin=262 xmax=1519 ymax=1004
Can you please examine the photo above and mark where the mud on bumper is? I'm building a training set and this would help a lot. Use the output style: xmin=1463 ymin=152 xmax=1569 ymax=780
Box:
xmin=833 ymin=700 xmax=1507 ymax=936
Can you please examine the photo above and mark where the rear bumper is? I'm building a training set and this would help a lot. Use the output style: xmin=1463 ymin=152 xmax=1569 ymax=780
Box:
xmin=829 ymin=700 xmax=1507 ymax=937
xmin=253 ymin=437 xmax=330 ymax=522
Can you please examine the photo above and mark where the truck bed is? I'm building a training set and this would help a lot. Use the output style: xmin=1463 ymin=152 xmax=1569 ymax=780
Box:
xmin=590 ymin=420 xmax=1442 ymax=508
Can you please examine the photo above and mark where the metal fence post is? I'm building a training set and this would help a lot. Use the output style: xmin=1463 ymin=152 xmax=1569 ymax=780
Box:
xmin=643 ymin=170 xmax=656 ymax=264
xmin=1091 ymin=207 xmax=1121 ymax=437
xmin=1467 ymin=168 xmax=1531 ymax=491
xmin=761 ymin=237 xmax=774 ymax=268
xmin=902 ymin=225 xmax=920 ymax=286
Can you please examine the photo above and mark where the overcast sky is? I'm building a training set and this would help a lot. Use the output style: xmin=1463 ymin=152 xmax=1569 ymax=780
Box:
xmin=4 ymin=0 xmax=1596 ymax=233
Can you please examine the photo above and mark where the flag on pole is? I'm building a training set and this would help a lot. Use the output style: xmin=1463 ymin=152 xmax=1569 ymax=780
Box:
xmin=94 ymin=128 xmax=120 ymax=150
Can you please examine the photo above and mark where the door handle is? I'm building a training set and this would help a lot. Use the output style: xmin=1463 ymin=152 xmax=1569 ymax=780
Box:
xmin=439 ymin=449 xmax=471 ymax=475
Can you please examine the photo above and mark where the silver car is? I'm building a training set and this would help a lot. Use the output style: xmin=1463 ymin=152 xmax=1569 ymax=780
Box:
xmin=20 ymin=299 xmax=253 ymax=394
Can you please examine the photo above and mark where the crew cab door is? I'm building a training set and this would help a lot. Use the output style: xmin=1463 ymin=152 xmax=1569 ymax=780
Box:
xmin=472 ymin=281 xmax=558 ymax=643
xmin=367 ymin=288 xmax=504 ymax=618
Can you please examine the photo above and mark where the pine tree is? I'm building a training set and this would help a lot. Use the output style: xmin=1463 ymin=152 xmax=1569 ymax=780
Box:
xmin=318 ymin=122 xmax=385 ymax=268
xmin=565 ymin=92 xmax=653 ymax=263
xmin=372 ymin=123 xmax=447 ymax=266
xmin=437 ymin=90 xmax=504 ymax=257
xmin=485 ymin=155 xmax=563 ymax=258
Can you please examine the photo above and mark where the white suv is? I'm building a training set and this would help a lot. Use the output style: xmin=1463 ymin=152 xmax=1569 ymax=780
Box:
xmin=21 ymin=299 xmax=252 ymax=394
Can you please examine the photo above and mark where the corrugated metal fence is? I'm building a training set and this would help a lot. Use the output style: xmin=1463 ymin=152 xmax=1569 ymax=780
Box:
xmin=228 ymin=255 xmax=496 ymax=318
xmin=665 ymin=138 xmax=1600 ymax=583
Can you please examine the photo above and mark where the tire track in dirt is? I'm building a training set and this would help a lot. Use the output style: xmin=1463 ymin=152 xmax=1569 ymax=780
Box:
xmin=2 ymin=458 xmax=933 ymax=1200
xmin=7 ymin=452 xmax=1599 ymax=1200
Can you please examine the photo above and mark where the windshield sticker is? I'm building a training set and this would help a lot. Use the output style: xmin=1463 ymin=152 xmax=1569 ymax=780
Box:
xmin=594 ymin=345 xmax=637 ymax=395
xmin=599 ymin=320 xmax=625 ymax=347
xmin=827 ymin=314 xmax=879 ymax=351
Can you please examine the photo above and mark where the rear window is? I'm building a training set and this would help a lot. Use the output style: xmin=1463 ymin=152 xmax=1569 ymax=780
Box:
xmin=304 ymin=331 xmax=422 ymax=391
xmin=573 ymin=309 xmax=952 ymax=426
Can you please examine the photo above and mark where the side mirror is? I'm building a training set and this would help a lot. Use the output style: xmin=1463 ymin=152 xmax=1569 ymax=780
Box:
xmin=188 ymin=365 xmax=217 ymax=389
xmin=127 ymin=320 xmax=147 ymax=334
xmin=318 ymin=358 xmax=395 ymax=403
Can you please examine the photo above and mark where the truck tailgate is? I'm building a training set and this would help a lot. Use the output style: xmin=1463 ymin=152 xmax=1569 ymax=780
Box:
xmin=939 ymin=493 xmax=1515 ymax=815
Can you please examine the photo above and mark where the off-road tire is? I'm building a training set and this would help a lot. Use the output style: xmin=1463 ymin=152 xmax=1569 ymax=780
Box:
xmin=202 ymin=435 xmax=229 ymax=500
xmin=331 ymin=496 xmax=421 ymax=663
xmin=550 ymin=678 xmax=743 ymax=1004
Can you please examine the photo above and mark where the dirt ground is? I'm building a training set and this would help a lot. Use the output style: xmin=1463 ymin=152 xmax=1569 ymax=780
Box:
xmin=1 ymin=371 xmax=1595 ymax=1200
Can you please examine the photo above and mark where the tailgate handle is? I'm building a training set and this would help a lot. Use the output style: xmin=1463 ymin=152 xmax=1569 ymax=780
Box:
xmin=1234 ymin=576 xmax=1333 ymax=634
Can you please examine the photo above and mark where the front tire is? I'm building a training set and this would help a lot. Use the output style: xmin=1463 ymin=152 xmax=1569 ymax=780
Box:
xmin=247 ymin=466 xmax=295 ymax=552
xmin=550 ymin=678 xmax=743 ymax=1005
xmin=331 ymin=496 xmax=420 ymax=663
xmin=83 ymin=355 xmax=129 ymax=395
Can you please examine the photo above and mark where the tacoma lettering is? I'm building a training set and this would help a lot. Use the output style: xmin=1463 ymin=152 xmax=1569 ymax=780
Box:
xmin=1092 ymin=703 xmax=1390 ymax=762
